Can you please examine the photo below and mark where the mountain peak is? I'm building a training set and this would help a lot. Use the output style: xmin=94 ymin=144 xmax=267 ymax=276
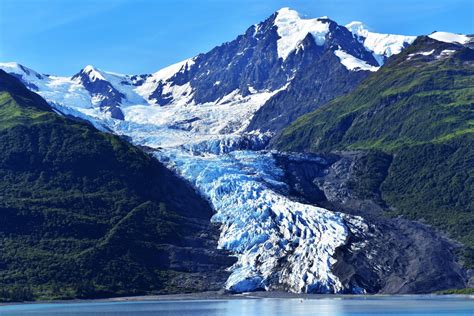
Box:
xmin=273 ymin=7 xmax=331 ymax=60
xmin=345 ymin=21 xmax=370 ymax=37
xmin=275 ymin=7 xmax=299 ymax=19
xmin=83 ymin=64 xmax=97 ymax=72
xmin=80 ymin=65 xmax=105 ymax=82
xmin=0 ymin=62 xmax=42 ymax=78
xmin=0 ymin=61 xmax=23 ymax=69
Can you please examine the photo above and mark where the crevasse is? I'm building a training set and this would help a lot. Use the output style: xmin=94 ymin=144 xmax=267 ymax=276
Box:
xmin=157 ymin=148 xmax=349 ymax=293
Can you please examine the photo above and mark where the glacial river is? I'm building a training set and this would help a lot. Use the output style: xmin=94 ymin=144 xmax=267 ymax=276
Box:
xmin=1 ymin=296 xmax=473 ymax=316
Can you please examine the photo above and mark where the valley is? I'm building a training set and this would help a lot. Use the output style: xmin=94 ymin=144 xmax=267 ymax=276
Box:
xmin=0 ymin=7 xmax=472 ymax=300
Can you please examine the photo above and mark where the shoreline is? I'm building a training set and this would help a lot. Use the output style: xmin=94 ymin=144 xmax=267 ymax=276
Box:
xmin=2 ymin=291 xmax=473 ymax=306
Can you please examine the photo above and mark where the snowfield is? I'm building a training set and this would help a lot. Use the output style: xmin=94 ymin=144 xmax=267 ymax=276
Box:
xmin=334 ymin=49 xmax=380 ymax=72
xmin=345 ymin=21 xmax=416 ymax=65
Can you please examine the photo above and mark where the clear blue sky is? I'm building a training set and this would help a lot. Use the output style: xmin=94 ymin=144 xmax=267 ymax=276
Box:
xmin=1 ymin=0 xmax=472 ymax=75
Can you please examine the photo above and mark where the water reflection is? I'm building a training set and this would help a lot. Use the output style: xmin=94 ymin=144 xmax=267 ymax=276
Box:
xmin=1 ymin=296 xmax=473 ymax=316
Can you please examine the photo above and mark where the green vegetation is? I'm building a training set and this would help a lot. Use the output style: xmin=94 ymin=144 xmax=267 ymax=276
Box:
xmin=276 ymin=37 xmax=474 ymax=268
xmin=347 ymin=151 xmax=392 ymax=204
xmin=277 ymin=44 xmax=474 ymax=153
xmin=436 ymin=287 xmax=474 ymax=295
xmin=0 ymin=71 xmax=224 ymax=301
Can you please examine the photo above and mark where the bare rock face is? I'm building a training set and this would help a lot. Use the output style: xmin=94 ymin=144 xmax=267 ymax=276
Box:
xmin=274 ymin=151 xmax=467 ymax=294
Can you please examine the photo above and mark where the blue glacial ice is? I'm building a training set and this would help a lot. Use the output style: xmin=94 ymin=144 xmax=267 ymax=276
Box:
xmin=157 ymin=149 xmax=351 ymax=293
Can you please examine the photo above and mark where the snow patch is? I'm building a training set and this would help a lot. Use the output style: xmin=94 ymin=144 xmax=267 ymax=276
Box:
xmin=407 ymin=49 xmax=435 ymax=60
xmin=437 ymin=49 xmax=457 ymax=59
xmin=428 ymin=32 xmax=470 ymax=45
xmin=334 ymin=49 xmax=380 ymax=72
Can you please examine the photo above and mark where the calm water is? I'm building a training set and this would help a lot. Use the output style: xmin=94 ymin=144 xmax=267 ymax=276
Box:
xmin=0 ymin=296 xmax=473 ymax=316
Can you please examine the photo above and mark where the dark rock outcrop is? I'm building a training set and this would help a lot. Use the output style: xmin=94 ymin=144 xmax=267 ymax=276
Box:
xmin=274 ymin=151 xmax=467 ymax=294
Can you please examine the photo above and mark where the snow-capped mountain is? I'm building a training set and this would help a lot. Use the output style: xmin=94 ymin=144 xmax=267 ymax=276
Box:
xmin=1 ymin=8 xmax=470 ymax=294
xmin=247 ymin=9 xmax=415 ymax=132
xmin=0 ymin=8 xmax=415 ymax=132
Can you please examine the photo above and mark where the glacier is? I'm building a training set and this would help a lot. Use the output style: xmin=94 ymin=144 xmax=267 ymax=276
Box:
xmin=334 ymin=49 xmax=380 ymax=72
xmin=345 ymin=21 xmax=416 ymax=65
xmin=44 ymin=93 xmax=368 ymax=293
xmin=0 ymin=55 xmax=370 ymax=295
xmin=21 ymin=79 xmax=366 ymax=293
xmin=158 ymin=149 xmax=352 ymax=293
xmin=428 ymin=31 xmax=471 ymax=45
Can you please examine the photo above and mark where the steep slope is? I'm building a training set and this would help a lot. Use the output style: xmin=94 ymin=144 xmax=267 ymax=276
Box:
xmin=277 ymin=35 xmax=473 ymax=151
xmin=246 ymin=10 xmax=414 ymax=133
xmin=275 ymin=35 xmax=474 ymax=268
xmin=0 ymin=70 xmax=233 ymax=301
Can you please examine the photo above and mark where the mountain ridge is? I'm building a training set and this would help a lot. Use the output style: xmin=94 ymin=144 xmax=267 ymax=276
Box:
xmin=0 ymin=7 xmax=416 ymax=130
